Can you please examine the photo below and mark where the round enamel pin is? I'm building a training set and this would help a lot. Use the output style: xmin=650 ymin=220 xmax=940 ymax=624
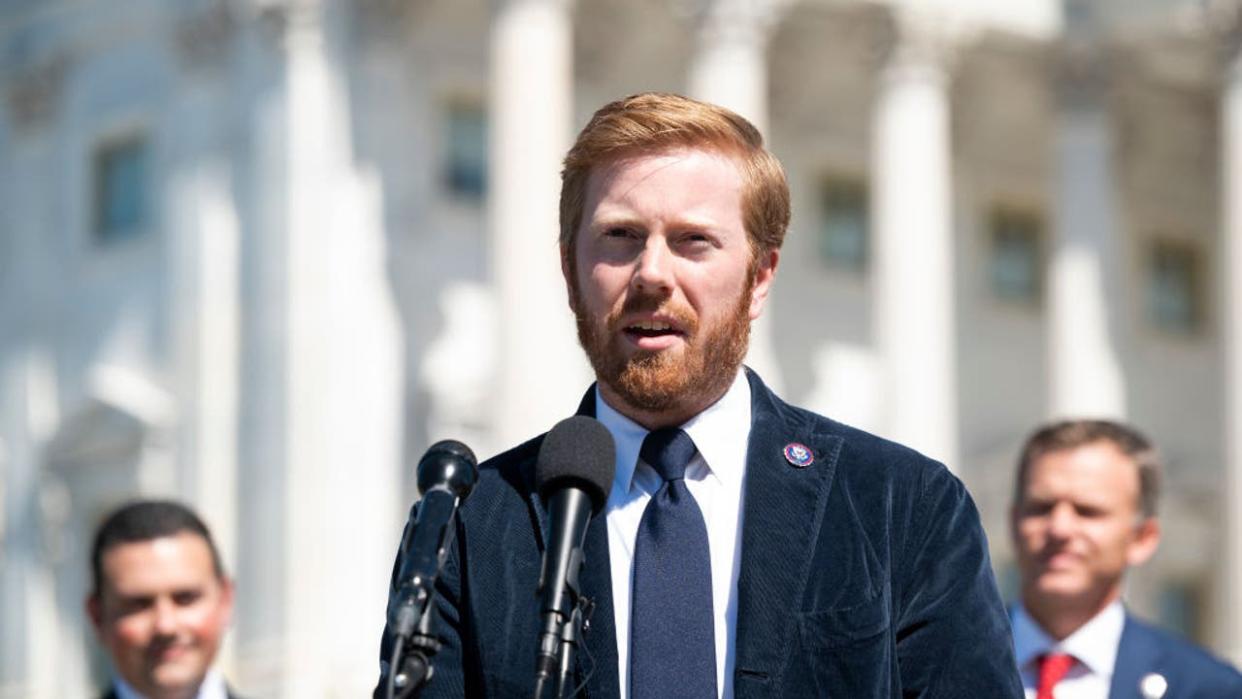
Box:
xmin=783 ymin=442 xmax=814 ymax=468
xmin=1139 ymin=673 xmax=1168 ymax=699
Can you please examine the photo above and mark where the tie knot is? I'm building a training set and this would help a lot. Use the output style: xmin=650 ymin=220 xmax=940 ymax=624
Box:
xmin=640 ymin=428 xmax=697 ymax=481
xmin=1038 ymin=652 xmax=1076 ymax=693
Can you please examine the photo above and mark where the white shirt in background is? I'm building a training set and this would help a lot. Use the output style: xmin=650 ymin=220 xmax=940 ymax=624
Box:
xmin=1012 ymin=600 xmax=1126 ymax=699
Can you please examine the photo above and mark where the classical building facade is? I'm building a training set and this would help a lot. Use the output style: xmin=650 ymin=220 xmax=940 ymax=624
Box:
xmin=2 ymin=0 xmax=1241 ymax=696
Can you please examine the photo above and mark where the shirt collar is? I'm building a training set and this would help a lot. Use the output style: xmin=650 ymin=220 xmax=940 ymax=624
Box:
xmin=595 ymin=369 xmax=751 ymax=495
xmin=114 ymin=668 xmax=228 ymax=699
xmin=1012 ymin=600 xmax=1126 ymax=678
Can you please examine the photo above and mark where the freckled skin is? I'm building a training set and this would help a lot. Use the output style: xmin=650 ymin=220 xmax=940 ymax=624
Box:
xmin=564 ymin=147 xmax=779 ymax=429
xmin=1010 ymin=441 xmax=1160 ymax=640
xmin=87 ymin=533 xmax=234 ymax=699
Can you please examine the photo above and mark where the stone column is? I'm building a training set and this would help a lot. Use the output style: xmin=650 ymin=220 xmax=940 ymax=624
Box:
xmin=686 ymin=0 xmax=785 ymax=392
xmin=490 ymin=0 xmax=590 ymax=447
xmin=1220 ymin=11 xmax=1242 ymax=666
xmin=0 ymin=63 xmax=65 ymax=699
xmin=235 ymin=3 xmax=402 ymax=695
xmin=871 ymin=15 xmax=959 ymax=467
xmin=1046 ymin=41 xmax=1126 ymax=419
xmin=165 ymin=75 xmax=241 ymax=673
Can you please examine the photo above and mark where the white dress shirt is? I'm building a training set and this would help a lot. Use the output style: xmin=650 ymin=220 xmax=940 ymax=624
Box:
xmin=114 ymin=668 xmax=229 ymax=699
xmin=596 ymin=369 xmax=751 ymax=699
xmin=1012 ymin=600 xmax=1126 ymax=699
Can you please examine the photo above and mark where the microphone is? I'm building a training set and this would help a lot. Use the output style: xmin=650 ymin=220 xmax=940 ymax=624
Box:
xmin=385 ymin=439 xmax=478 ymax=699
xmin=532 ymin=416 xmax=615 ymax=698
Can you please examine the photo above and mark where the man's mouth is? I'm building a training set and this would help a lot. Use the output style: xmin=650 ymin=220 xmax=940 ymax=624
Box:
xmin=625 ymin=320 xmax=681 ymax=338
xmin=620 ymin=317 xmax=688 ymax=350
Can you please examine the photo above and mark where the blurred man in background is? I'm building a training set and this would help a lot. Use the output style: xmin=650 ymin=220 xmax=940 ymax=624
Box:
xmin=87 ymin=499 xmax=242 ymax=699
xmin=1010 ymin=420 xmax=1242 ymax=698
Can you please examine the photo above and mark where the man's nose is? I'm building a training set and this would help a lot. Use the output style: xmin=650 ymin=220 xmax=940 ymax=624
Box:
xmin=152 ymin=598 xmax=178 ymax=636
xmin=1046 ymin=503 xmax=1076 ymax=539
xmin=632 ymin=237 xmax=674 ymax=293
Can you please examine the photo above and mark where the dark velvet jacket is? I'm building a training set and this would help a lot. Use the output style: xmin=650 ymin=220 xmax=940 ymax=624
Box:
xmin=1110 ymin=615 xmax=1242 ymax=698
xmin=377 ymin=370 xmax=1022 ymax=697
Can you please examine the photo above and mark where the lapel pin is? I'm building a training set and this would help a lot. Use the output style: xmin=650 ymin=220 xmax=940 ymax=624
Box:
xmin=783 ymin=442 xmax=814 ymax=468
xmin=1140 ymin=673 xmax=1168 ymax=699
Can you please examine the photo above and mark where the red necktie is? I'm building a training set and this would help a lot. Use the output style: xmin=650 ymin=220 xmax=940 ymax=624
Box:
xmin=1037 ymin=652 xmax=1076 ymax=699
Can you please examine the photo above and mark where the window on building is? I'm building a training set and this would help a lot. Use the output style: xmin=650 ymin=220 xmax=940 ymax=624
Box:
xmin=1148 ymin=239 xmax=1204 ymax=335
xmin=444 ymin=101 xmax=487 ymax=200
xmin=987 ymin=207 xmax=1044 ymax=305
xmin=819 ymin=177 xmax=868 ymax=272
xmin=92 ymin=135 xmax=150 ymax=245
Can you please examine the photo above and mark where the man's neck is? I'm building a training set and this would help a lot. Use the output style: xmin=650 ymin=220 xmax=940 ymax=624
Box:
xmin=597 ymin=383 xmax=730 ymax=430
xmin=1022 ymin=587 xmax=1122 ymax=641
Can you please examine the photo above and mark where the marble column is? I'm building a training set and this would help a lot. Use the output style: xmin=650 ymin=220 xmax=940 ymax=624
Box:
xmin=490 ymin=0 xmax=590 ymax=447
xmin=236 ymin=3 xmax=402 ymax=695
xmin=1220 ymin=18 xmax=1242 ymax=666
xmin=1046 ymin=43 xmax=1126 ymax=419
xmin=871 ymin=17 xmax=959 ymax=468
xmin=165 ymin=72 xmax=241 ymax=675
xmin=686 ymin=0 xmax=785 ymax=392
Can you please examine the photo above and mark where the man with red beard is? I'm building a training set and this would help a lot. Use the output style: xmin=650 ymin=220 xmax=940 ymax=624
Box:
xmin=376 ymin=93 xmax=1021 ymax=698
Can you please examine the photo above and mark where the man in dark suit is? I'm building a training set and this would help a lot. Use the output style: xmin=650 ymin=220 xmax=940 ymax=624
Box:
xmin=87 ymin=499 xmax=242 ymax=699
xmin=377 ymin=92 xmax=1021 ymax=697
xmin=1010 ymin=420 xmax=1242 ymax=698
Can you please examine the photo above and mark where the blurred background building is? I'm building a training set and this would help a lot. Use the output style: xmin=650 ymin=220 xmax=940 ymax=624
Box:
xmin=3 ymin=0 xmax=1242 ymax=696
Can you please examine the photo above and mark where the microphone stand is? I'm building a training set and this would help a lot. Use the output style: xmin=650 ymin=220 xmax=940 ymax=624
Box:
xmin=534 ymin=593 xmax=595 ymax=699
xmin=386 ymin=591 xmax=443 ymax=699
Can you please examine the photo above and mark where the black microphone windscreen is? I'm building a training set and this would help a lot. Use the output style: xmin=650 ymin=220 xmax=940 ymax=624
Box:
xmin=535 ymin=416 xmax=616 ymax=513
xmin=418 ymin=439 xmax=479 ymax=498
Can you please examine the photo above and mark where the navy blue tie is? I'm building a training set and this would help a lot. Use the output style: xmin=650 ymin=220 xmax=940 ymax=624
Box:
xmin=630 ymin=428 xmax=717 ymax=698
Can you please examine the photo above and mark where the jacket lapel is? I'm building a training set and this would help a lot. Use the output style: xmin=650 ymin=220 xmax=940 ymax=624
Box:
xmin=573 ymin=388 xmax=621 ymax=697
xmin=1110 ymin=614 xmax=1162 ymax=698
xmin=733 ymin=370 xmax=841 ymax=685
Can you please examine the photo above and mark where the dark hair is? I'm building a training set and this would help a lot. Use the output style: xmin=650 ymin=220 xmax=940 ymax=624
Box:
xmin=89 ymin=499 xmax=224 ymax=598
xmin=1013 ymin=419 xmax=1162 ymax=519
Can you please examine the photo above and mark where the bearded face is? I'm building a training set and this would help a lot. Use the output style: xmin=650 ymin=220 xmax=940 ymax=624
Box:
xmin=570 ymin=266 xmax=754 ymax=418
xmin=565 ymin=149 xmax=775 ymax=425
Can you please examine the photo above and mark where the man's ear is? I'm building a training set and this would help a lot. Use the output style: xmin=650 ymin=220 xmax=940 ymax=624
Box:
xmin=561 ymin=243 xmax=579 ymax=314
xmin=748 ymin=248 xmax=780 ymax=320
xmin=86 ymin=594 xmax=104 ymax=636
xmin=1127 ymin=517 xmax=1161 ymax=568
xmin=219 ymin=576 xmax=236 ymax=627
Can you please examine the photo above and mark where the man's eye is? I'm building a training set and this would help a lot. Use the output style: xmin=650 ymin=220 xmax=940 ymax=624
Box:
xmin=172 ymin=590 xmax=202 ymax=606
xmin=604 ymin=227 xmax=632 ymax=238
xmin=117 ymin=597 xmax=155 ymax=615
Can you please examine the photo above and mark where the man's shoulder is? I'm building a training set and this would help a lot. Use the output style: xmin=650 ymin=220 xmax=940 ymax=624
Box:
xmin=457 ymin=431 xmax=546 ymax=514
xmin=1122 ymin=614 xmax=1242 ymax=690
xmin=754 ymin=374 xmax=952 ymax=486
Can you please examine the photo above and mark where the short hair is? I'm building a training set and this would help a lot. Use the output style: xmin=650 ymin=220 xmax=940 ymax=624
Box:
xmin=559 ymin=92 xmax=791 ymax=263
xmin=89 ymin=499 xmax=225 ymax=598
xmin=1013 ymin=420 xmax=1163 ymax=519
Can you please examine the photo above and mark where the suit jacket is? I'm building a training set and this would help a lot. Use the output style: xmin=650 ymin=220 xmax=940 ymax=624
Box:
xmin=376 ymin=370 xmax=1022 ymax=697
xmin=1110 ymin=615 xmax=1242 ymax=698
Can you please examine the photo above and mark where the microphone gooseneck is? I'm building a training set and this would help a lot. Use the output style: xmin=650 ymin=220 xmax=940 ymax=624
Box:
xmin=385 ymin=439 xmax=479 ymax=699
